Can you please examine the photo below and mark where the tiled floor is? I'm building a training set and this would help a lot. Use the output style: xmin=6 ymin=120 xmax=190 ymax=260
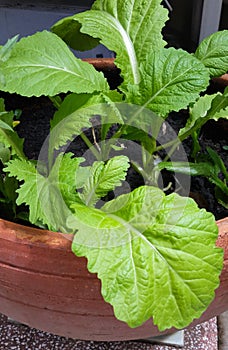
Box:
xmin=0 ymin=314 xmax=218 ymax=350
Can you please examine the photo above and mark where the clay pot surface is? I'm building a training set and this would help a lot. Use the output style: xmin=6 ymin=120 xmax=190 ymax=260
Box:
xmin=0 ymin=217 xmax=227 ymax=341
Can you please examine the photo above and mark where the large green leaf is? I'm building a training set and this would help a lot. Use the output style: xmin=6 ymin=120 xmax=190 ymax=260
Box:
xmin=132 ymin=48 xmax=210 ymax=117
xmin=69 ymin=186 xmax=223 ymax=330
xmin=195 ymin=30 xmax=228 ymax=77
xmin=0 ymin=31 xmax=109 ymax=97
xmin=80 ymin=156 xmax=130 ymax=206
xmin=53 ymin=0 xmax=168 ymax=86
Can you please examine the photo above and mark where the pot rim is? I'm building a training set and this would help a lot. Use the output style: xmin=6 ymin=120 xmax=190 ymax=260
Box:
xmin=0 ymin=216 xmax=227 ymax=251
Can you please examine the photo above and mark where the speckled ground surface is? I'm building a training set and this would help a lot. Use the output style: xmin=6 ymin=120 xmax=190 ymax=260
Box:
xmin=0 ymin=314 xmax=218 ymax=350
xmin=218 ymin=311 xmax=228 ymax=350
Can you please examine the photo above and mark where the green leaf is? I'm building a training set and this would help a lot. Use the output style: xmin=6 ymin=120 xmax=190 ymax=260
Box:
xmin=4 ymin=154 xmax=84 ymax=231
xmin=4 ymin=159 xmax=47 ymax=225
xmin=54 ymin=0 xmax=168 ymax=86
xmin=206 ymin=147 xmax=228 ymax=183
xmin=179 ymin=94 xmax=217 ymax=138
xmin=212 ymin=106 xmax=228 ymax=121
xmin=70 ymin=186 xmax=223 ymax=330
xmin=0 ymin=129 xmax=24 ymax=158
xmin=50 ymin=93 xmax=95 ymax=151
xmin=0 ymin=144 xmax=10 ymax=164
xmin=195 ymin=30 xmax=228 ymax=77
xmin=0 ymin=35 xmax=19 ymax=63
xmin=132 ymin=48 xmax=210 ymax=117
xmin=0 ymin=119 xmax=14 ymax=131
xmin=0 ymin=98 xmax=5 ymax=112
xmin=157 ymin=152 xmax=228 ymax=196
xmin=211 ymin=86 xmax=228 ymax=121
xmin=157 ymin=161 xmax=218 ymax=177
xmin=0 ymin=31 xmax=109 ymax=97
xmin=215 ymin=187 xmax=228 ymax=209
xmin=80 ymin=156 xmax=130 ymax=206
xmin=49 ymin=93 xmax=124 ymax=163
xmin=49 ymin=93 xmax=103 ymax=161
xmin=51 ymin=16 xmax=100 ymax=51
xmin=57 ymin=152 xmax=85 ymax=207
xmin=0 ymin=106 xmax=25 ymax=158
xmin=179 ymin=89 xmax=228 ymax=139
xmin=2 ymin=175 xmax=18 ymax=204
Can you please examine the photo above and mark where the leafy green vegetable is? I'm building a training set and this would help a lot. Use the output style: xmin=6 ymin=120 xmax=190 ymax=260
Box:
xmin=53 ymin=0 xmax=168 ymax=87
xmin=4 ymin=153 xmax=130 ymax=231
xmin=0 ymin=31 xmax=109 ymax=97
xmin=70 ymin=186 xmax=223 ymax=330
xmin=1 ymin=0 xmax=228 ymax=333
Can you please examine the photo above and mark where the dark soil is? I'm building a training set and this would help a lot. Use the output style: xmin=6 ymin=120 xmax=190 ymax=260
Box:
xmin=0 ymin=68 xmax=227 ymax=221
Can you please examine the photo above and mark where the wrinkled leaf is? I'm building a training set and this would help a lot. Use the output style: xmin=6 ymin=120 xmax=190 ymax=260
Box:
xmin=4 ymin=159 xmax=47 ymax=225
xmin=80 ymin=155 xmax=130 ymax=206
xmin=132 ymin=48 xmax=210 ymax=117
xmin=195 ymin=30 xmax=228 ymax=77
xmin=69 ymin=186 xmax=223 ymax=330
xmin=4 ymin=154 xmax=84 ymax=231
xmin=56 ymin=152 xmax=85 ymax=207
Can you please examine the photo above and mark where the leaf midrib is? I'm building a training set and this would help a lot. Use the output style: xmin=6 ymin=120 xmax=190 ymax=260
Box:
xmin=104 ymin=12 xmax=140 ymax=85
xmin=7 ymin=63 xmax=95 ymax=81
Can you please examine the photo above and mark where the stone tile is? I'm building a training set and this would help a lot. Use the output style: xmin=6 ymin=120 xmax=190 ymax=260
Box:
xmin=0 ymin=314 xmax=218 ymax=350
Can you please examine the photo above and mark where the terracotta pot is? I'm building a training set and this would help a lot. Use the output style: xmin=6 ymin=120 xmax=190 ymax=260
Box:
xmin=0 ymin=217 xmax=227 ymax=341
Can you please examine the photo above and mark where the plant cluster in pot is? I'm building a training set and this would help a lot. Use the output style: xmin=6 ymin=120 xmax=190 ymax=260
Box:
xmin=0 ymin=0 xmax=227 ymax=342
